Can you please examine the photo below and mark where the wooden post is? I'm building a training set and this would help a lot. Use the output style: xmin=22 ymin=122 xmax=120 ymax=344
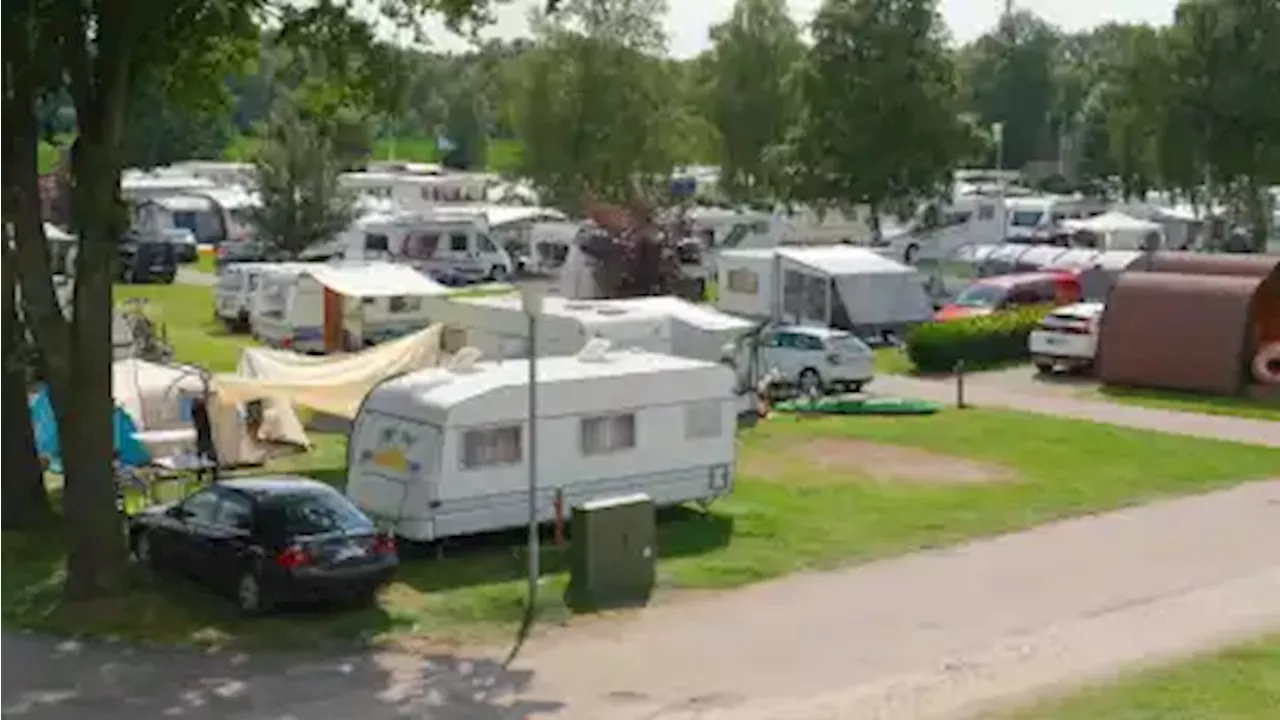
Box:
xmin=955 ymin=359 xmax=967 ymax=409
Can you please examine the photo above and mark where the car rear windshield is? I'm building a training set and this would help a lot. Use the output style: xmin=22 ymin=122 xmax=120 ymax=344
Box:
xmin=952 ymin=284 xmax=1005 ymax=308
xmin=279 ymin=491 xmax=374 ymax=537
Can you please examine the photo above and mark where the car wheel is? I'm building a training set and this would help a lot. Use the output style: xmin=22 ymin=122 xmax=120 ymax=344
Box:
xmin=489 ymin=265 xmax=508 ymax=282
xmin=236 ymin=571 xmax=268 ymax=615
xmin=798 ymin=368 xmax=823 ymax=395
xmin=132 ymin=531 xmax=154 ymax=569
xmin=1034 ymin=362 xmax=1054 ymax=375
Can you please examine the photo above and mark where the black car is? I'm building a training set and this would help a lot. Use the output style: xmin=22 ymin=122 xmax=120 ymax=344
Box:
xmin=119 ymin=232 xmax=177 ymax=284
xmin=129 ymin=476 xmax=398 ymax=614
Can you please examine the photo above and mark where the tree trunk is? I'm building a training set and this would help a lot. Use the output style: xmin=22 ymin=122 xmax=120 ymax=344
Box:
xmin=0 ymin=239 xmax=53 ymax=529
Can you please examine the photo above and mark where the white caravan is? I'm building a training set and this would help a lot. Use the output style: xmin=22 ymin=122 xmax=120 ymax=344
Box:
xmin=216 ymin=261 xmax=313 ymax=330
xmin=345 ymin=343 xmax=738 ymax=542
xmin=421 ymin=293 xmax=755 ymax=363
xmin=338 ymin=171 xmax=489 ymax=207
xmin=305 ymin=210 xmax=517 ymax=282
xmin=165 ymin=161 xmax=255 ymax=187
xmin=251 ymin=262 xmax=449 ymax=353
xmin=716 ymin=246 xmax=933 ymax=336
xmin=120 ymin=169 xmax=217 ymax=203
xmin=135 ymin=187 xmax=259 ymax=246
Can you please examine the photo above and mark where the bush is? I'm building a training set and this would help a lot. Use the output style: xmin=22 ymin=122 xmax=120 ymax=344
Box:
xmin=906 ymin=305 xmax=1052 ymax=374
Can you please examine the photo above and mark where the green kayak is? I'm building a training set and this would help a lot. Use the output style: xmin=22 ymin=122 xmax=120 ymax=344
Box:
xmin=773 ymin=396 xmax=943 ymax=416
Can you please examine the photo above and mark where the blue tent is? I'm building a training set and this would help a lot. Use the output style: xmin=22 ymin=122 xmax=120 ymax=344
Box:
xmin=29 ymin=384 xmax=151 ymax=473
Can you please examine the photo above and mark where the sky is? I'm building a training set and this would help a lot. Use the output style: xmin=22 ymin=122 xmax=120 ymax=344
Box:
xmin=408 ymin=0 xmax=1180 ymax=58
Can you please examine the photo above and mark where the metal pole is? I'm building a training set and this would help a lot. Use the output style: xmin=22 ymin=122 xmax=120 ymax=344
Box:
xmin=527 ymin=311 xmax=540 ymax=606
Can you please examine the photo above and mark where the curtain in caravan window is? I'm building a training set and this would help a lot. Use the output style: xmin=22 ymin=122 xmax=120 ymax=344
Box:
xmin=580 ymin=414 xmax=636 ymax=455
xmin=461 ymin=425 xmax=522 ymax=469
xmin=803 ymin=274 xmax=827 ymax=324
xmin=783 ymin=270 xmax=806 ymax=321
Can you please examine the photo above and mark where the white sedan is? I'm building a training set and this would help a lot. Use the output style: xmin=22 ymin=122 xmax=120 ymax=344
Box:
xmin=1029 ymin=302 xmax=1105 ymax=374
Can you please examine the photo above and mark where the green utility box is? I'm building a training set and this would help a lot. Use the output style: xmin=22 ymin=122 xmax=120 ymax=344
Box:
xmin=566 ymin=493 xmax=656 ymax=611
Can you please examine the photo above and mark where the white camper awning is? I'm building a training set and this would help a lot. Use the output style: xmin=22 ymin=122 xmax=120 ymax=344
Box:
xmin=306 ymin=263 xmax=449 ymax=298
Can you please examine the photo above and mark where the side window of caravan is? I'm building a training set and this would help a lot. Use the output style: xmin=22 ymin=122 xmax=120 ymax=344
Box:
xmin=388 ymin=296 xmax=421 ymax=314
xmin=726 ymin=269 xmax=759 ymax=294
xmin=403 ymin=233 xmax=440 ymax=259
xmin=365 ymin=233 xmax=390 ymax=253
xmin=449 ymin=233 xmax=469 ymax=252
xmin=580 ymin=413 xmax=636 ymax=455
xmin=684 ymin=402 xmax=722 ymax=440
xmin=978 ymin=204 xmax=995 ymax=220
xmin=461 ymin=425 xmax=522 ymax=469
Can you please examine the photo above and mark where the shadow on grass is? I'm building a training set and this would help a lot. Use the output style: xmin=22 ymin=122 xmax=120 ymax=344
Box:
xmin=393 ymin=506 xmax=734 ymax=596
xmin=3 ymin=628 xmax=562 ymax=718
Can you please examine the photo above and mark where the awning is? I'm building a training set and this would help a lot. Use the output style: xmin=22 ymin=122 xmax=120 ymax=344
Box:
xmin=306 ymin=263 xmax=449 ymax=298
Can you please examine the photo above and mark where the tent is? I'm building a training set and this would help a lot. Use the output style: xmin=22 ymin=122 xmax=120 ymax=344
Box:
xmin=1062 ymin=211 xmax=1164 ymax=251
xmin=215 ymin=324 xmax=445 ymax=419
xmin=111 ymin=358 xmax=310 ymax=467
xmin=30 ymin=385 xmax=150 ymax=473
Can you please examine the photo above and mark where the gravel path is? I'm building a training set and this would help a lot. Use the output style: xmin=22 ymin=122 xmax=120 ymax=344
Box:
xmin=873 ymin=374 xmax=1280 ymax=447
xmin=6 ymin=480 xmax=1279 ymax=719
xmin=176 ymin=267 xmax=216 ymax=286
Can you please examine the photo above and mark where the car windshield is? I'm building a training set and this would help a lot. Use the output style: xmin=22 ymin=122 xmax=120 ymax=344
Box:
xmin=280 ymin=490 xmax=374 ymax=537
xmin=952 ymin=284 xmax=1006 ymax=308
xmin=829 ymin=333 xmax=871 ymax=354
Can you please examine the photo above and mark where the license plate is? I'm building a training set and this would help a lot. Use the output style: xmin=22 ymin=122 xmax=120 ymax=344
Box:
xmin=333 ymin=544 xmax=368 ymax=562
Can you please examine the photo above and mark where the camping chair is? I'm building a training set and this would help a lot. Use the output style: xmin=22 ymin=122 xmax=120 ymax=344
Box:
xmin=113 ymin=452 xmax=151 ymax=514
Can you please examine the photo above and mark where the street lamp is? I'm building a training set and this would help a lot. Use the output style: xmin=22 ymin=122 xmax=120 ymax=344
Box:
xmin=515 ymin=269 xmax=552 ymax=622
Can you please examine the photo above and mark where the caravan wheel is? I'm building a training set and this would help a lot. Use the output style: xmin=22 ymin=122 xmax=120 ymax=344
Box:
xmin=489 ymin=265 xmax=508 ymax=281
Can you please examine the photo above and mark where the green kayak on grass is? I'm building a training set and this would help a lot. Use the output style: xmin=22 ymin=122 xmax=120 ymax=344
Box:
xmin=773 ymin=396 xmax=942 ymax=416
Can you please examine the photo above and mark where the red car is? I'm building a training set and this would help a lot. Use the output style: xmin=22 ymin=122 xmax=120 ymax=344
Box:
xmin=935 ymin=271 xmax=1082 ymax=321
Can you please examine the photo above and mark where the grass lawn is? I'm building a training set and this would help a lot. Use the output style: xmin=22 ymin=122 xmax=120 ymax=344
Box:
xmin=193 ymin=249 xmax=217 ymax=275
xmin=114 ymin=283 xmax=251 ymax=373
xmin=6 ymin=282 xmax=1279 ymax=649
xmin=1000 ymin=635 xmax=1280 ymax=719
xmin=1093 ymin=385 xmax=1280 ymax=422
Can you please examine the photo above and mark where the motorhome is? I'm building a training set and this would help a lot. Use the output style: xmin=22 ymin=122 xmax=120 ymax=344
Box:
xmin=338 ymin=171 xmax=490 ymax=207
xmin=715 ymin=246 xmax=934 ymax=337
xmin=250 ymin=262 xmax=449 ymax=353
xmin=874 ymin=193 xmax=1007 ymax=265
xmin=345 ymin=343 xmax=738 ymax=542
xmin=304 ymin=209 xmax=517 ymax=283
xmin=420 ymin=293 xmax=755 ymax=363
xmin=1005 ymin=195 xmax=1107 ymax=240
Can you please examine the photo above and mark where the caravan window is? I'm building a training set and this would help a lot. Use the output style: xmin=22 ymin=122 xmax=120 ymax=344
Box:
xmin=365 ymin=233 xmax=390 ymax=253
xmin=580 ymin=413 xmax=636 ymax=455
xmin=403 ymin=233 xmax=440 ymax=259
xmin=684 ymin=402 xmax=723 ymax=440
xmin=478 ymin=235 xmax=497 ymax=253
xmin=172 ymin=211 xmax=198 ymax=231
xmin=388 ymin=296 xmax=421 ymax=314
xmin=726 ymin=269 xmax=759 ymax=294
xmin=978 ymin=204 xmax=995 ymax=220
xmin=449 ymin=233 xmax=469 ymax=252
xmin=461 ymin=425 xmax=522 ymax=469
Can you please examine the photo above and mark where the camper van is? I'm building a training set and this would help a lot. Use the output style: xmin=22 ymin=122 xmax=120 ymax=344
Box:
xmin=1005 ymin=195 xmax=1107 ymax=240
xmin=305 ymin=210 xmax=517 ymax=283
xmin=715 ymin=246 xmax=934 ymax=337
xmin=338 ymin=171 xmax=489 ymax=208
xmin=345 ymin=344 xmax=738 ymax=542
xmin=876 ymin=193 xmax=1008 ymax=265
xmin=250 ymin=262 xmax=448 ymax=353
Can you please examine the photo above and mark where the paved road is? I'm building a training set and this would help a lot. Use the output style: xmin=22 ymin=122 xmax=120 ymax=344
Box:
xmin=7 ymin=481 xmax=1279 ymax=720
xmin=874 ymin=373 xmax=1280 ymax=447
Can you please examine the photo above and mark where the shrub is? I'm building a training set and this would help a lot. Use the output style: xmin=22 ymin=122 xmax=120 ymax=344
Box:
xmin=906 ymin=305 xmax=1052 ymax=374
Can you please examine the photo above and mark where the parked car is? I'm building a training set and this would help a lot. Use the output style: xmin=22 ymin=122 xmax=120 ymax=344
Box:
xmin=129 ymin=476 xmax=398 ymax=613
xmin=160 ymin=228 xmax=199 ymax=262
xmin=748 ymin=325 xmax=876 ymax=395
xmin=934 ymin=271 xmax=1081 ymax=321
xmin=1028 ymin=301 xmax=1105 ymax=374
xmin=117 ymin=232 xmax=178 ymax=284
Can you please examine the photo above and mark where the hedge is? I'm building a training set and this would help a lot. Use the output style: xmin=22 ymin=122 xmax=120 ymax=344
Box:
xmin=905 ymin=305 xmax=1053 ymax=374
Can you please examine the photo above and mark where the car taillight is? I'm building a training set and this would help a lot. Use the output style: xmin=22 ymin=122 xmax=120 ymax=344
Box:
xmin=280 ymin=336 xmax=293 ymax=349
xmin=276 ymin=544 xmax=312 ymax=568
xmin=374 ymin=533 xmax=396 ymax=555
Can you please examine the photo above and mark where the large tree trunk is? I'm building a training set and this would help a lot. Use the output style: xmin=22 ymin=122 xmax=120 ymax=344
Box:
xmin=0 ymin=0 xmax=53 ymax=527
xmin=1 ymin=239 xmax=53 ymax=529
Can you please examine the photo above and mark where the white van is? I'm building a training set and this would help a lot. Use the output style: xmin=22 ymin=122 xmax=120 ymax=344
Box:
xmin=304 ymin=211 xmax=516 ymax=283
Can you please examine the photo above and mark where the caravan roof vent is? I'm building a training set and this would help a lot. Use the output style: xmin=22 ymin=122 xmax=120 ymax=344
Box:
xmin=576 ymin=338 xmax=614 ymax=363
xmin=447 ymin=346 xmax=484 ymax=373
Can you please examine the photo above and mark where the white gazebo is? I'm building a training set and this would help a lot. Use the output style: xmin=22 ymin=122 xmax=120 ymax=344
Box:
xmin=1063 ymin=211 xmax=1164 ymax=251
